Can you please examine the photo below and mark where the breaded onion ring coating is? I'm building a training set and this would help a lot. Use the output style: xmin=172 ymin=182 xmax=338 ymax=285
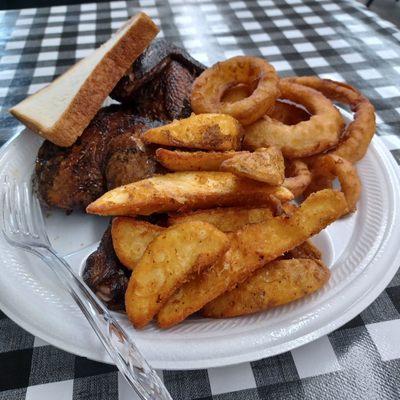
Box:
xmin=283 ymin=160 xmax=312 ymax=198
xmin=243 ymin=80 xmax=345 ymax=159
xmin=191 ymin=56 xmax=279 ymax=126
xmin=284 ymin=76 xmax=376 ymax=163
xmin=221 ymin=84 xmax=311 ymax=126
xmin=268 ymin=100 xmax=311 ymax=126
xmin=306 ymin=154 xmax=361 ymax=213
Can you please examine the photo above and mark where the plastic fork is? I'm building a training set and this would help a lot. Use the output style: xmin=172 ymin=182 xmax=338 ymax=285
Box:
xmin=1 ymin=176 xmax=172 ymax=400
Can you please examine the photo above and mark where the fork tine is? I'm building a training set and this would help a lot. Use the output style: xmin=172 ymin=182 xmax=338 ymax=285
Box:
xmin=13 ymin=180 xmax=24 ymax=233
xmin=31 ymin=192 xmax=50 ymax=244
xmin=4 ymin=177 xmax=18 ymax=234
xmin=22 ymin=182 xmax=37 ymax=237
xmin=1 ymin=176 xmax=11 ymax=237
xmin=19 ymin=182 xmax=32 ymax=235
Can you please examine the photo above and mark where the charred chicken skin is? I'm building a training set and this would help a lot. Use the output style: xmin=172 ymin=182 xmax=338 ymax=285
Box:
xmin=36 ymin=105 xmax=164 ymax=211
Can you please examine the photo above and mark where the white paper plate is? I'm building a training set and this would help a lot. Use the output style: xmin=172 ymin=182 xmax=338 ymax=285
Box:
xmin=0 ymin=121 xmax=400 ymax=370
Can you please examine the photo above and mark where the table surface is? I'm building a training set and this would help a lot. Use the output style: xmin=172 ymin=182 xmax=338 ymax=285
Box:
xmin=1 ymin=0 xmax=400 ymax=399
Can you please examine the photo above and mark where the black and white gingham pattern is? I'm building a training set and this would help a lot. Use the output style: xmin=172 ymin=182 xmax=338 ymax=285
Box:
xmin=1 ymin=0 xmax=400 ymax=399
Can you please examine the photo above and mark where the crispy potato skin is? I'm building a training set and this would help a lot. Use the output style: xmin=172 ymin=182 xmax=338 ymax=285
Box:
xmin=157 ymin=189 xmax=347 ymax=328
xmin=111 ymin=218 xmax=164 ymax=270
xmin=286 ymin=240 xmax=321 ymax=260
xmin=202 ymin=258 xmax=330 ymax=318
xmin=143 ymin=113 xmax=243 ymax=151
xmin=169 ymin=206 xmax=274 ymax=232
xmin=220 ymin=147 xmax=285 ymax=184
xmin=86 ymin=172 xmax=293 ymax=216
xmin=155 ymin=148 xmax=242 ymax=171
xmin=125 ymin=220 xmax=229 ymax=328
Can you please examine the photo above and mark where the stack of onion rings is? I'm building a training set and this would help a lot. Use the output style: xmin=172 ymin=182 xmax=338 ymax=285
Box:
xmin=191 ymin=56 xmax=279 ymax=126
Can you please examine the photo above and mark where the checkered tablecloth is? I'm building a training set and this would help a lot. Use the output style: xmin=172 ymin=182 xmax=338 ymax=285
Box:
xmin=1 ymin=0 xmax=400 ymax=399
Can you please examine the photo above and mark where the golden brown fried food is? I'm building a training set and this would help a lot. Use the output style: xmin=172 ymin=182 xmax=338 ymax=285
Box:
xmin=191 ymin=56 xmax=279 ymax=125
xmin=169 ymin=206 xmax=274 ymax=232
xmin=243 ymin=80 xmax=345 ymax=159
xmin=202 ymin=258 xmax=330 ymax=318
xmin=283 ymin=160 xmax=312 ymax=197
xmin=221 ymin=85 xmax=311 ymax=126
xmin=285 ymin=240 xmax=322 ymax=260
xmin=157 ymin=189 xmax=347 ymax=328
xmin=111 ymin=218 xmax=164 ymax=270
xmin=268 ymin=100 xmax=311 ymax=125
xmin=306 ymin=154 xmax=361 ymax=213
xmin=125 ymin=221 xmax=229 ymax=328
xmin=86 ymin=171 xmax=294 ymax=216
xmin=283 ymin=76 xmax=376 ymax=163
xmin=143 ymin=113 xmax=242 ymax=151
xmin=155 ymin=148 xmax=243 ymax=171
xmin=220 ymin=147 xmax=285 ymax=185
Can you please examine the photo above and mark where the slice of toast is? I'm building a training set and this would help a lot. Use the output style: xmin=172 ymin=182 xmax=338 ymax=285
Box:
xmin=10 ymin=13 xmax=158 ymax=147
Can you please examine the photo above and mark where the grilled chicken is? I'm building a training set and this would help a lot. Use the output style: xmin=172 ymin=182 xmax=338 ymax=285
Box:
xmin=36 ymin=105 xmax=164 ymax=211
xmin=111 ymin=39 xmax=205 ymax=120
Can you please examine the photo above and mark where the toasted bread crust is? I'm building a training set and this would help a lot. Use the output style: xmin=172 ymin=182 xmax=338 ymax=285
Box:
xmin=10 ymin=13 xmax=159 ymax=147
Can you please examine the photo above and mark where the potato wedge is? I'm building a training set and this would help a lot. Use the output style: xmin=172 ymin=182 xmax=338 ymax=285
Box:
xmin=157 ymin=189 xmax=347 ymax=328
xmin=285 ymin=240 xmax=321 ymax=260
xmin=220 ymin=147 xmax=285 ymax=185
xmin=143 ymin=113 xmax=242 ymax=151
xmin=125 ymin=221 xmax=229 ymax=328
xmin=169 ymin=206 xmax=274 ymax=232
xmin=202 ymin=258 xmax=330 ymax=318
xmin=86 ymin=172 xmax=294 ymax=216
xmin=111 ymin=218 xmax=164 ymax=270
xmin=155 ymin=148 xmax=243 ymax=171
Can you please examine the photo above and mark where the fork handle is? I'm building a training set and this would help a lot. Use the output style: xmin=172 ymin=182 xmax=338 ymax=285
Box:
xmin=37 ymin=247 xmax=172 ymax=400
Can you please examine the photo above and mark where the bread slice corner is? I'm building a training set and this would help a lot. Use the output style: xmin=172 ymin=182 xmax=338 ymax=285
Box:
xmin=10 ymin=12 xmax=159 ymax=147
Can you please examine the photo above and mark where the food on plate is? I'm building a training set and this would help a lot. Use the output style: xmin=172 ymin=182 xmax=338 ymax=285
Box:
xmin=155 ymin=148 xmax=243 ymax=171
xmin=268 ymin=100 xmax=311 ymax=125
xmin=202 ymin=258 xmax=330 ymax=318
xmin=221 ymin=84 xmax=311 ymax=126
xmin=157 ymin=189 xmax=348 ymax=328
xmin=243 ymin=80 xmax=345 ymax=158
xmin=191 ymin=56 xmax=279 ymax=125
xmin=86 ymin=171 xmax=294 ymax=216
xmin=306 ymin=154 xmax=361 ymax=212
xmin=111 ymin=39 xmax=205 ymax=120
xmin=285 ymin=240 xmax=322 ymax=260
xmin=169 ymin=206 xmax=274 ymax=232
xmin=283 ymin=160 xmax=312 ymax=198
xmin=35 ymin=106 xmax=165 ymax=210
xmin=220 ymin=146 xmax=285 ymax=185
xmin=283 ymin=76 xmax=376 ymax=163
xmin=143 ymin=113 xmax=243 ymax=151
xmin=10 ymin=12 xmax=376 ymax=329
xmin=83 ymin=227 xmax=130 ymax=311
xmin=111 ymin=218 xmax=164 ymax=270
xmin=125 ymin=221 xmax=229 ymax=328
xmin=10 ymin=13 xmax=158 ymax=147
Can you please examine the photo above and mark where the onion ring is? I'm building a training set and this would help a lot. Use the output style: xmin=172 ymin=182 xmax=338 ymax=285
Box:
xmin=305 ymin=154 xmax=361 ymax=212
xmin=191 ymin=56 xmax=279 ymax=126
xmin=243 ymin=80 xmax=345 ymax=159
xmin=283 ymin=76 xmax=376 ymax=163
xmin=269 ymin=100 xmax=311 ymax=126
xmin=221 ymin=83 xmax=311 ymax=126
xmin=283 ymin=160 xmax=311 ymax=198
